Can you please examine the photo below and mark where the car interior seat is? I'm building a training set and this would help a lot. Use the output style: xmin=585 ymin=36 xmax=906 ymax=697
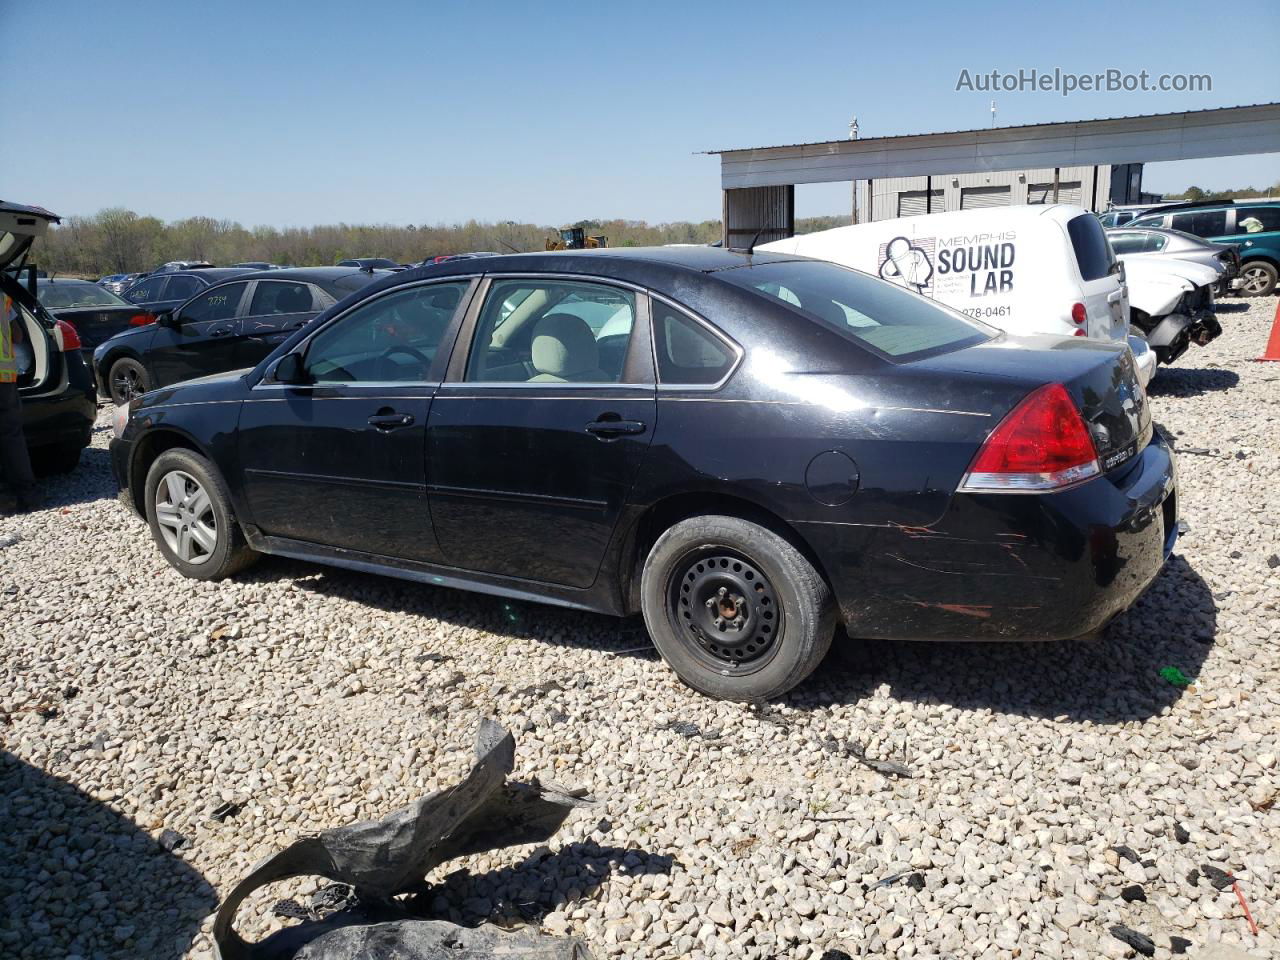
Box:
xmin=528 ymin=312 xmax=609 ymax=382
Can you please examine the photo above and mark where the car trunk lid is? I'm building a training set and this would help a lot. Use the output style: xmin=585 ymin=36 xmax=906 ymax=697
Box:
xmin=0 ymin=202 xmax=60 ymax=272
xmin=917 ymin=333 xmax=1151 ymax=474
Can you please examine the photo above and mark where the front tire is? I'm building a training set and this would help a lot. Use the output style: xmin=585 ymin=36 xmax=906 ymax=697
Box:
xmin=32 ymin=442 xmax=84 ymax=476
xmin=144 ymin=448 xmax=258 ymax=580
xmin=108 ymin=356 xmax=149 ymax=405
xmin=1239 ymin=261 xmax=1278 ymax=297
xmin=640 ymin=515 xmax=836 ymax=701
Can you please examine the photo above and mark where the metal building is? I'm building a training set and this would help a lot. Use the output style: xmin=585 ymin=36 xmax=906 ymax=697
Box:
xmin=706 ymin=103 xmax=1280 ymax=244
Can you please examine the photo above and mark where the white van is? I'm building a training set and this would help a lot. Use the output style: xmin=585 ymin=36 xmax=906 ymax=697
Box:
xmin=760 ymin=204 xmax=1130 ymax=345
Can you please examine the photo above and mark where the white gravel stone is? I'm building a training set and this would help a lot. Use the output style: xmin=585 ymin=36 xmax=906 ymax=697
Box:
xmin=2 ymin=297 xmax=1279 ymax=960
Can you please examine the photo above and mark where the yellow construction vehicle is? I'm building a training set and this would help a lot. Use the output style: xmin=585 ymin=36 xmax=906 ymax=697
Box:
xmin=545 ymin=227 xmax=608 ymax=251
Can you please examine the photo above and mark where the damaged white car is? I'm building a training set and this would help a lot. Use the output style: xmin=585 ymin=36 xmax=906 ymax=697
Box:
xmin=1120 ymin=256 xmax=1222 ymax=366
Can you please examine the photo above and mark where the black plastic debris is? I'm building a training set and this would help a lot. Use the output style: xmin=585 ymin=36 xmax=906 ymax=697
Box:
xmin=1186 ymin=867 xmax=1200 ymax=885
xmin=906 ymin=872 xmax=926 ymax=892
xmin=1109 ymin=924 xmax=1155 ymax=957
xmin=844 ymin=741 xmax=912 ymax=778
xmin=413 ymin=653 xmax=452 ymax=664
xmin=662 ymin=720 xmax=720 ymax=740
xmin=1199 ymin=864 xmax=1234 ymax=890
xmin=1268 ymin=555 xmax=1280 ymax=570
xmin=1120 ymin=884 xmax=1146 ymax=902
xmin=1170 ymin=935 xmax=1192 ymax=954
xmin=1109 ymin=844 xmax=1140 ymax=864
xmin=210 ymin=801 xmax=242 ymax=823
xmin=311 ymin=883 xmax=357 ymax=919
xmin=1173 ymin=823 xmax=1190 ymax=844
xmin=61 ymin=685 xmax=79 ymax=700
xmin=820 ymin=951 xmax=854 ymax=960
xmin=158 ymin=829 xmax=187 ymax=852
xmin=211 ymin=720 xmax=594 ymax=960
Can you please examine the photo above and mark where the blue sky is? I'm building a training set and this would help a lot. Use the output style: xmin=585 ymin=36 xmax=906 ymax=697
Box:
xmin=4 ymin=0 xmax=1277 ymax=226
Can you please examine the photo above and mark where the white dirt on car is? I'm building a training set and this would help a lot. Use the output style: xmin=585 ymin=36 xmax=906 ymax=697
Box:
xmin=1 ymin=297 xmax=1277 ymax=960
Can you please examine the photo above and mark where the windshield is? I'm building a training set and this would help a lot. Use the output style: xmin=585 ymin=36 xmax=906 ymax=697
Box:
xmin=37 ymin=283 xmax=129 ymax=309
xmin=719 ymin=260 xmax=991 ymax=361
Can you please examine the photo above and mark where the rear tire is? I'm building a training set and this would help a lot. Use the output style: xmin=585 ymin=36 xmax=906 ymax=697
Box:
xmin=1239 ymin=261 xmax=1278 ymax=297
xmin=108 ymin=357 xmax=149 ymax=405
xmin=640 ymin=515 xmax=836 ymax=701
xmin=144 ymin=448 xmax=258 ymax=580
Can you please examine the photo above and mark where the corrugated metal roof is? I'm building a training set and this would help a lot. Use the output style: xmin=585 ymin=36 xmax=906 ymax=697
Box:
xmin=702 ymin=102 xmax=1280 ymax=155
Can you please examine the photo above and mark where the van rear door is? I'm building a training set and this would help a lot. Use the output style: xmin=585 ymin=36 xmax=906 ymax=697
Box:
xmin=1066 ymin=214 xmax=1127 ymax=341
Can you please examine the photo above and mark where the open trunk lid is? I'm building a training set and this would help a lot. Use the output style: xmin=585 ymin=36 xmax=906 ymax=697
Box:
xmin=0 ymin=202 xmax=61 ymax=272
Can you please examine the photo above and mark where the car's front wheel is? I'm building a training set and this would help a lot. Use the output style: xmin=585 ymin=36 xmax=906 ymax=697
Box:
xmin=1239 ymin=261 xmax=1278 ymax=297
xmin=640 ymin=515 xmax=836 ymax=701
xmin=144 ymin=448 xmax=258 ymax=580
xmin=108 ymin=356 xmax=149 ymax=405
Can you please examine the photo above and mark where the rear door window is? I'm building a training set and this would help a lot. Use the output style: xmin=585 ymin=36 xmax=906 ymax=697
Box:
xmin=248 ymin=280 xmax=321 ymax=316
xmin=1236 ymin=207 xmax=1280 ymax=234
xmin=164 ymin=275 xmax=204 ymax=302
xmin=1067 ymin=214 xmax=1119 ymax=281
xmin=1170 ymin=210 xmax=1228 ymax=238
xmin=125 ymin=276 xmax=165 ymax=304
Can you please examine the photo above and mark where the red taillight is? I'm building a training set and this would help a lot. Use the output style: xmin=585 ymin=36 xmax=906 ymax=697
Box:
xmin=959 ymin=382 xmax=1099 ymax=493
xmin=1071 ymin=302 xmax=1087 ymax=326
xmin=54 ymin=318 xmax=81 ymax=351
xmin=129 ymin=312 xmax=156 ymax=326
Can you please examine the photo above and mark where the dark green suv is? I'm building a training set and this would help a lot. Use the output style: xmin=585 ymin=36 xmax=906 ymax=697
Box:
xmin=1128 ymin=201 xmax=1280 ymax=297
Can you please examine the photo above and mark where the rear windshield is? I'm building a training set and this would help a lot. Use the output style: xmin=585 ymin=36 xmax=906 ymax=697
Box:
xmin=718 ymin=260 xmax=990 ymax=360
xmin=37 ymin=283 xmax=128 ymax=308
xmin=1067 ymin=214 xmax=1119 ymax=281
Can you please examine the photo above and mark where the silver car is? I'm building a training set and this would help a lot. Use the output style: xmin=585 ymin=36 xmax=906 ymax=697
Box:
xmin=1106 ymin=227 xmax=1243 ymax=295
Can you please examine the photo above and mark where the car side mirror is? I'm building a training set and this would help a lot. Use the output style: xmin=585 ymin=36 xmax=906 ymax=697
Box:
xmin=271 ymin=352 xmax=310 ymax=385
xmin=156 ymin=310 xmax=177 ymax=328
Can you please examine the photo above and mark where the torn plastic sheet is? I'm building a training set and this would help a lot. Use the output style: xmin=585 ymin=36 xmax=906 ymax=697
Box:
xmin=212 ymin=719 xmax=594 ymax=960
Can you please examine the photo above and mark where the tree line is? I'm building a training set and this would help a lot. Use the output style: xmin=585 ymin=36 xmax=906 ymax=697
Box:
xmin=34 ymin=209 xmax=853 ymax=278
xmin=1163 ymin=180 xmax=1280 ymax=203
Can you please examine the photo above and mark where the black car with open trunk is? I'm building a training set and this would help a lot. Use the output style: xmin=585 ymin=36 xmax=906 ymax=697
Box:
xmin=109 ymin=247 xmax=1178 ymax=700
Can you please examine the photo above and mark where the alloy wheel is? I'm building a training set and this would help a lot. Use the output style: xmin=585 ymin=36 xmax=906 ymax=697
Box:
xmin=154 ymin=470 xmax=217 ymax=564
xmin=1241 ymin=266 xmax=1270 ymax=295
xmin=669 ymin=552 xmax=783 ymax=673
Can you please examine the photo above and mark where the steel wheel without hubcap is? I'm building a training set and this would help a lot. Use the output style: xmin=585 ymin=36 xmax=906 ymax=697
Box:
xmin=154 ymin=470 xmax=218 ymax=564
xmin=669 ymin=552 xmax=783 ymax=674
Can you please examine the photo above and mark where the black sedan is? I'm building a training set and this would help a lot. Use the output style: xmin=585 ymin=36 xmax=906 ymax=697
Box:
xmin=1 ymin=202 xmax=96 ymax=474
xmin=109 ymin=248 xmax=1177 ymax=701
xmin=37 ymin=278 xmax=154 ymax=357
xmin=120 ymin=267 xmax=253 ymax=320
xmin=94 ymin=267 xmax=384 ymax=404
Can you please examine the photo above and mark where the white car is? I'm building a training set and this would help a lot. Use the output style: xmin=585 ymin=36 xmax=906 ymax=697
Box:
xmin=1119 ymin=256 xmax=1221 ymax=366
xmin=760 ymin=204 xmax=1151 ymax=382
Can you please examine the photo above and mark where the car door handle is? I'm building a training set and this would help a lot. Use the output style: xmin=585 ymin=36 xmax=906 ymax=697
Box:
xmin=585 ymin=418 xmax=646 ymax=438
xmin=368 ymin=413 xmax=415 ymax=430
xmin=209 ymin=325 xmax=235 ymax=337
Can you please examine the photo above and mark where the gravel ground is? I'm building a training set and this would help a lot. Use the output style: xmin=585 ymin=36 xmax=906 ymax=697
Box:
xmin=2 ymin=296 xmax=1278 ymax=960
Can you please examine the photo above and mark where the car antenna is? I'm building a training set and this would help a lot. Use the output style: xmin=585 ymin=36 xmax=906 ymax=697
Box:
xmin=745 ymin=228 xmax=764 ymax=256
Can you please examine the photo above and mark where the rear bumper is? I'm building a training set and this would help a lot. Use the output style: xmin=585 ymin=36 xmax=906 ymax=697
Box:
xmin=807 ymin=433 xmax=1178 ymax=642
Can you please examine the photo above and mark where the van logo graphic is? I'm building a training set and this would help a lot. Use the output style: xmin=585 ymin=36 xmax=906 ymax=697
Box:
xmin=877 ymin=236 xmax=936 ymax=296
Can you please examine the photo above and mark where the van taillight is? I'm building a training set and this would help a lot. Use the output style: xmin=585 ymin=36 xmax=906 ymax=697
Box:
xmin=129 ymin=313 xmax=156 ymax=326
xmin=54 ymin=318 xmax=81 ymax=351
xmin=1071 ymin=303 xmax=1087 ymax=325
xmin=958 ymin=382 xmax=1100 ymax=493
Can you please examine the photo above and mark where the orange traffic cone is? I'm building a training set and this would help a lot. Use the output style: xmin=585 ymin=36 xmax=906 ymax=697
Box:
xmin=1259 ymin=298 xmax=1280 ymax=361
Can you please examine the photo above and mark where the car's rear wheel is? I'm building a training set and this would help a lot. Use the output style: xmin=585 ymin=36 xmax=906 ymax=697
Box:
xmin=144 ymin=449 xmax=258 ymax=580
xmin=1240 ymin=261 xmax=1278 ymax=297
xmin=108 ymin=357 xmax=149 ymax=405
xmin=640 ymin=515 xmax=836 ymax=701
